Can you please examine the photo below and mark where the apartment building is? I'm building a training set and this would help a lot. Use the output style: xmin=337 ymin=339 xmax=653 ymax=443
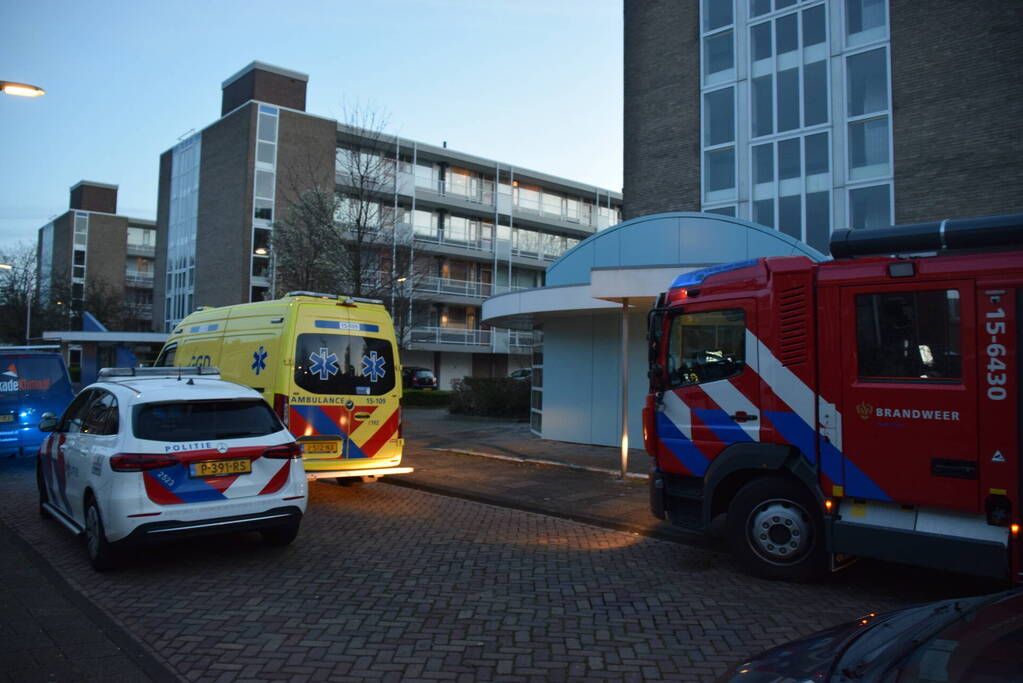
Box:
xmin=154 ymin=62 xmax=622 ymax=386
xmin=37 ymin=181 xmax=157 ymax=331
xmin=624 ymin=0 xmax=1022 ymax=249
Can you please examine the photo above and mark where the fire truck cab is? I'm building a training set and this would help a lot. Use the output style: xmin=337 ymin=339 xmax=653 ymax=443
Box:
xmin=644 ymin=214 xmax=1022 ymax=582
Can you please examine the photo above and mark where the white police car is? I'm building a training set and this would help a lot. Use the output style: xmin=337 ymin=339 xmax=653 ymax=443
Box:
xmin=36 ymin=367 xmax=307 ymax=570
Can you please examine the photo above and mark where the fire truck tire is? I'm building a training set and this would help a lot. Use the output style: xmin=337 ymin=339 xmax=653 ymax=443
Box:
xmin=727 ymin=476 xmax=827 ymax=582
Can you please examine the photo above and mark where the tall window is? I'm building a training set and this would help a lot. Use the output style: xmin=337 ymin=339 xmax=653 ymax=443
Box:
xmin=701 ymin=0 xmax=892 ymax=250
xmin=251 ymin=105 xmax=279 ymax=301
xmin=165 ymin=133 xmax=201 ymax=330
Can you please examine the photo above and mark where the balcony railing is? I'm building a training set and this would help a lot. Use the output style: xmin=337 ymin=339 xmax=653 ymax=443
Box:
xmin=410 ymin=327 xmax=492 ymax=347
xmin=126 ymin=243 xmax=156 ymax=257
xmin=125 ymin=272 xmax=154 ymax=287
xmin=509 ymin=330 xmax=534 ymax=350
xmin=415 ymin=276 xmax=492 ymax=299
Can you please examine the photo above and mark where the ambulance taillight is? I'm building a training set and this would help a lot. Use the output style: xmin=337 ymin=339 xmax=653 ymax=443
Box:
xmin=273 ymin=393 xmax=290 ymax=428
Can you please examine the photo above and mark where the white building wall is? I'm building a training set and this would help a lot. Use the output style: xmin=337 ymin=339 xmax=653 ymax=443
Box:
xmin=542 ymin=310 xmax=647 ymax=448
xmin=438 ymin=352 xmax=473 ymax=390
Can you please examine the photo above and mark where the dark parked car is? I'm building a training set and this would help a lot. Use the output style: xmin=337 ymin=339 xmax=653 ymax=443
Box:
xmin=717 ymin=587 xmax=1023 ymax=682
xmin=509 ymin=368 xmax=532 ymax=381
xmin=402 ymin=367 xmax=438 ymax=390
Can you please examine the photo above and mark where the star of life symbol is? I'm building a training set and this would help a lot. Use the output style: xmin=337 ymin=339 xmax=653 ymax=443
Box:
xmin=361 ymin=351 xmax=386 ymax=382
xmin=251 ymin=346 xmax=268 ymax=375
xmin=309 ymin=347 xmax=339 ymax=381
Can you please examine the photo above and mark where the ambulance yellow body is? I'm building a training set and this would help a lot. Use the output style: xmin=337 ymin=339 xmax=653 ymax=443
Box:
xmin=155 ymin=292 xmax=410 ymax=480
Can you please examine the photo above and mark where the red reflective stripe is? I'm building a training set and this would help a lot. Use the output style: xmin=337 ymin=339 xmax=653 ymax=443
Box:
xmin=259 ymin=461 xmax=291 ymax=495
xmin=143 ymin=472 xmax=185 ymax=505
xmin=359 ymin=411 xmax=399 ymax=458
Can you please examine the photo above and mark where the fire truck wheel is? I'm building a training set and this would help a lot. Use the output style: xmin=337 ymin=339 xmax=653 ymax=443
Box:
xmin=727 ymin=476 xmax=827 ymax=582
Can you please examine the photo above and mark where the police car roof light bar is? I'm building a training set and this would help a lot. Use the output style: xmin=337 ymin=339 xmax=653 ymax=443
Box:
xmin=98 ymin=366 xmax=222 ymax=379
xmin=830 ymin=212 xmax=1023 ymax=259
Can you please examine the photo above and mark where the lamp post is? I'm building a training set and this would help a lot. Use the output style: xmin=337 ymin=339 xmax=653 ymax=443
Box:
xmin=0 ymin=80 xmax=45 ymax=98
xmin=0 ymin=263 xmax=32 ymax=344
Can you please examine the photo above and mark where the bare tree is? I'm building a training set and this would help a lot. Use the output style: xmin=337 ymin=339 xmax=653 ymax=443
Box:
xmin=271 ymin=103 xmax=429 ymax=348
xmin=0 ymin=243 xmax=37 ymax=344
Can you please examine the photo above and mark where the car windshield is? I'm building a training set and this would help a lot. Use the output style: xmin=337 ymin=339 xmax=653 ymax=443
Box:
xmin=133 ymin=399 xmax=283 ymax=441
xmin=415 ymin=370 xmax=433 ymax=379
xmin=0 ymin=356 xmax=70 ymax=395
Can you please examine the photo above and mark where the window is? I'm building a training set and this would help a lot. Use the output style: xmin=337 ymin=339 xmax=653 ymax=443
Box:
xmin=847 ymin=48 xmax=888 ymax=116
xmin=850 ymin=184 xmax=890 ymax=229
xmin=82 ymin=392 xmax=119 ymax=436
xmin=294 ymin=333 xmax=396 ymax=396
xmin=704 ymin=87 xmax=735 ymax=145
xmin=846 ymin=0 xmax=886 ymax=45
xmin=856 ymin=290 xmax=961 ymax=381
xmin=667 ymin=309 xmax=746 ymax=386
xmin=134 ymin=399 xmax=283 ymax=441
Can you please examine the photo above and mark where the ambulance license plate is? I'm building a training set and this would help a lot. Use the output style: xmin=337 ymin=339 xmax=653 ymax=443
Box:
xmin=0 ymin=415 xmax=13 ymax=423
xmin=191 ymin=459 xmax=251 ymax=478
xmin=303 ymin=442 xmax=338 ymax=455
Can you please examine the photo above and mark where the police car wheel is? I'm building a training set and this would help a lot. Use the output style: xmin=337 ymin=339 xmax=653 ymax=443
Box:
xmin=261 ymin=520 xmax=300 ymax=547
xmin=727 ymin=476 xmax=826 ymax=582
xmin=84 ymin=498 xmax=117 ymax=571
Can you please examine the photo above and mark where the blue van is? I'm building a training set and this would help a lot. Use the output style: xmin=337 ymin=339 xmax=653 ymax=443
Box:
xmin=0 ymin=352 xmax=75 ymax=457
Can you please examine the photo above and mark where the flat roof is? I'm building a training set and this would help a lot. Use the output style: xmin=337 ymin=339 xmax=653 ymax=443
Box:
xmin=222 ymin=61 xmax=309 ymax=89
xmin=70 ymin=180 xmax=118 ymax=191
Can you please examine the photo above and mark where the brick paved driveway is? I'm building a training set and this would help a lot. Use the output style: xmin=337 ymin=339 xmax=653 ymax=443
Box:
xmin=0 ymin=460 xmax=989 ymax=682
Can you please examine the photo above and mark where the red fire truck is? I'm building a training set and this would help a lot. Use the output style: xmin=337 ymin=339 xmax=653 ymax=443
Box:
xmin=644 ymin=214 xmax=1022 ymax=582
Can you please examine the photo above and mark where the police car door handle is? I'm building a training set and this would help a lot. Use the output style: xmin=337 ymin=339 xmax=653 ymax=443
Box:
xmin=730 ymin=411 xmax=758 ymax=422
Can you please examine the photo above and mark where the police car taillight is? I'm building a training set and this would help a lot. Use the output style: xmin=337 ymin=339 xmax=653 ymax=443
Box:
xmin=263 ymin=443 xmax=302 ymax=459
xmin=273 ymin=393 xmax=290 ymax=427
xmin=110 ymin=453 xmax=179 ymax=472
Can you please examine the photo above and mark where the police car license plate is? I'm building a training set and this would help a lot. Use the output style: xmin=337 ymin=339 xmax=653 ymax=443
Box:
xmin=303 ymin=442 xmax=338 ymax=455
xmin=0 ymin=415 xmax=13 ymax=423
xmin=191 ymin=459 xmax=251 ymax=478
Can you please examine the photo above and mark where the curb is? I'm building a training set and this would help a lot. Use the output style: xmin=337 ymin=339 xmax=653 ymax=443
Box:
xmin=427 ymin=447 xmax=649 ymax=480
xmin=383 ymin=475 xmax=711 ymax=549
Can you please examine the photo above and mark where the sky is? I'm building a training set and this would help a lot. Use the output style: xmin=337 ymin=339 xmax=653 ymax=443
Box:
xmin=0 ymin=0 xmax=623 ymax=255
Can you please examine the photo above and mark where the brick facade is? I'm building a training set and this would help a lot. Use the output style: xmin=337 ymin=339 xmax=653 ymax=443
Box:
xmin=69 ymin=182 xmax=118 ymax=214
xmin=890 ymin=0 xmax=1023 ymax=223
xmin=222 ymin=66 xmax=307 ymax=116
xmin=622 ymin=0 xmax=701 ymax=221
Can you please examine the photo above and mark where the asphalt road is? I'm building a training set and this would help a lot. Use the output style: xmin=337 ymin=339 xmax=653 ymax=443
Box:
xmin=1 ymin=452 xmax=994 ymax=683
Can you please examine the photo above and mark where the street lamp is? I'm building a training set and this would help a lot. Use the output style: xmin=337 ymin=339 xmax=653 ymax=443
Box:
xmin=0 ymin=263 xmax=32 ymax=344
xmin=1 ymin=80 xmax=45 ymax=98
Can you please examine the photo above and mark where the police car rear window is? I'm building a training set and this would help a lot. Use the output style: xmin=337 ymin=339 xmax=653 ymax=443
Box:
xmin=294 ymin=333 xmax=395 ymax=396
xmin=133 ymin=400 xmax=283 ymax=441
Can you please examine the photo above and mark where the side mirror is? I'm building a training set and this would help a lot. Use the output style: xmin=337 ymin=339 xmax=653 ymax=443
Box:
xmin=38 ymin=413 xmax=58 ymax=432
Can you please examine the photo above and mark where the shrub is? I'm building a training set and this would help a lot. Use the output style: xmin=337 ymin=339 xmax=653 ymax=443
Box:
xmin=401 ymin=389 xmax=451 ymax=408
xmin=448 ymin=377 xmax=530 ymax=418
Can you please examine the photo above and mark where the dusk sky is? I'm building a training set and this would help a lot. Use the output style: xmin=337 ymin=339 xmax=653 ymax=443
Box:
xmin=0 ymin=0 xmax=623 ymax=254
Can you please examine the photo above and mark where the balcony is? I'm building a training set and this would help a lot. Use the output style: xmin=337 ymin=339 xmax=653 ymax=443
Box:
xmin=410 ymin=326 xmax=492 ymax=349
xmin=415 ymin=276 xmax=492 ymax=300
xmin=125 ymin=272 xmax=154 ymax=288
xmin=126 ymin=243 xmax=156 ymax=257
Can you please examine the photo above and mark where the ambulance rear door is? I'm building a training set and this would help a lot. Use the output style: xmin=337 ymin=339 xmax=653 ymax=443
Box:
xmin=289 ymin=303 xmax=399 ymax=468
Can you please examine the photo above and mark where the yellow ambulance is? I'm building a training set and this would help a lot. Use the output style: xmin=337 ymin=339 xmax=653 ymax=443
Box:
xmin=155 ymin=292 xmax=410 ymax=481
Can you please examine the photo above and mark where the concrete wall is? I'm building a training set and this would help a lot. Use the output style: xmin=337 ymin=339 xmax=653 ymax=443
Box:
xmin=542 ymin=310 xmax=648 ymax=448
xmin=438 ymin=352 xmax=473 ymax=391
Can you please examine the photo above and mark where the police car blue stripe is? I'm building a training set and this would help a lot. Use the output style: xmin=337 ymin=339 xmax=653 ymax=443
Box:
xmin=314 ymin=320 xmax=380 ymax=333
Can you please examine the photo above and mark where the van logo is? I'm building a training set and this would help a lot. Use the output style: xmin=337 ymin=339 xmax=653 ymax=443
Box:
xmin=216 ymin=442 xmax=229 ymax=454
xmin=251 ymin=346 xmax=268 ymax=375
xmin=856 ymin=402 xmax=873 ymax=420
xmin=361 ymin=351 xmax=387 ymax=382
xmin=309 ymin=347 xmax=340 ymax=380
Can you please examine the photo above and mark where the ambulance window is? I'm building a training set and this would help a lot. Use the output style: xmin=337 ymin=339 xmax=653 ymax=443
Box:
xmin=294 ymin=334 xmax=396 ymax=396
xmin=155 ymin=344 xmax=177 ymax=367
xmin=666 ymin=309 xmax=746 ymax=386
xmin=855 ymin=289 xmax=961 ymax=381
